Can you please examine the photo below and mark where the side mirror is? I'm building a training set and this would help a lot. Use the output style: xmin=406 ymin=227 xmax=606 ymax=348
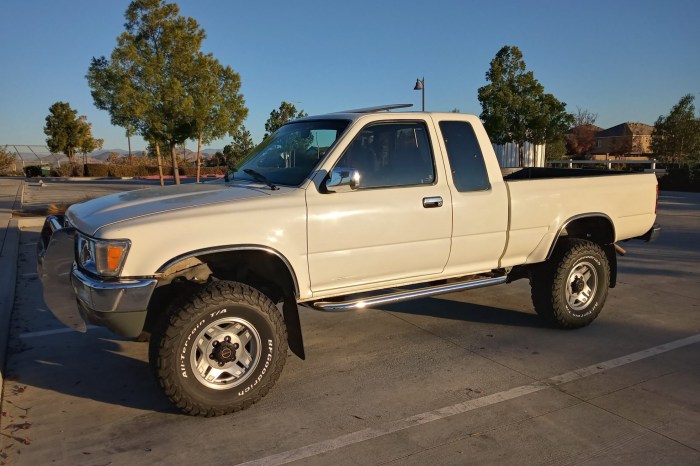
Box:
xmin=324 ymin=168 xmax=361 ymax=193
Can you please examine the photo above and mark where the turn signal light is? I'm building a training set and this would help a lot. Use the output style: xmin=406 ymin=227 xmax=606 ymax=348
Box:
xmin=94 ymin=240 xmax=130 ymax=276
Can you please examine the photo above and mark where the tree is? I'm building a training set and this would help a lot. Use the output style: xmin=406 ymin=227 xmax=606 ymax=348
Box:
xmin=546 ymin=135 xmax=567 ymax=160
xmin=87 ymin=0 xmax=222 ymax=185
xmin=77 ymin=116 xmax=104 ymax=166
xmin=573 ymin=107 xmax=597 ymax=127
xmin=0 ymin=147 xmax=16 ymax=175
xmin=651 ymin=94 xmax=700 ymax=165
xmin=190 ymin=53 xmax=248 ymax=182
xmin=206 ymin=151 xmax=227 ymax=167
xmin=478 ymin=45 xmax=573 ymax=166
xmin=264 ymin=101 xmax=307 ymax=138
xmin=222 ymin=125 xmax=255 ymax=167
xmin=44 ymin=102 xmax=97 ymax=163
xmin=566 ymin=108 xmax=600 ymax=157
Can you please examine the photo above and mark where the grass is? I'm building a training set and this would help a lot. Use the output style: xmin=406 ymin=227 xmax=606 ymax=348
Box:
xmin=13 ymin=200 xmax=93 ymax=218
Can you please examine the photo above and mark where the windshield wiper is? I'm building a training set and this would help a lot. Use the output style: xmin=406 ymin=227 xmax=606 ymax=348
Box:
xmin=243 ymin=169 xmax=279 ymax=190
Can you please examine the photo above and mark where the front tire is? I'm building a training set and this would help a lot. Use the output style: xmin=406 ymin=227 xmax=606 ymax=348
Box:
xmin=530 ymin=238 xmax=610 ymax=329
xmin=149 ymin=281 xmax=287 ymax=416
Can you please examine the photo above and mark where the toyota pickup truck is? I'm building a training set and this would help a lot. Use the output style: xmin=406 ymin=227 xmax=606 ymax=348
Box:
xmin=37 ymin=104 xmax=660 ymax=416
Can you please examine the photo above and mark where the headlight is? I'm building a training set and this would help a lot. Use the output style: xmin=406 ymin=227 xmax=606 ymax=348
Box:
xmin=76 ymin=233 xmax=130 ymax=277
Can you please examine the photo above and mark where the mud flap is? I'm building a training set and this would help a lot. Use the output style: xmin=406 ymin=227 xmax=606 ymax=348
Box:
xmin=283 ymin=297 xmax=305 ymax=360
xmin=603 ymin=244 xmax=617 ymax=289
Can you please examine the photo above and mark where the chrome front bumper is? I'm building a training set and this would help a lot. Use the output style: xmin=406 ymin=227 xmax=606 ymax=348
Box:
xmin=37 ymin=215 xmax=157 ymax=337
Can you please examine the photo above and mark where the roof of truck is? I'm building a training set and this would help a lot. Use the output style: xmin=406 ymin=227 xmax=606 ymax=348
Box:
xmin=297 ymin=104 xmax=473 ymax=123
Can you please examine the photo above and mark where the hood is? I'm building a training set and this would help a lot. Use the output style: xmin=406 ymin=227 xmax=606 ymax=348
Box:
xmin=67 ymin=182 xmax=270 ymax=236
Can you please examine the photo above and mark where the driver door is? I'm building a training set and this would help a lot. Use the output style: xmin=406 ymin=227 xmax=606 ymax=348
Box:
xmin=305 ymin=120 xmax=452 ymax=294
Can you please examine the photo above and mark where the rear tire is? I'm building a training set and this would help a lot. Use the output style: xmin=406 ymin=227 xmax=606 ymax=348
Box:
xmin=149 ymin=281 xmax=287 ymax=416
xmin=530 ymin=238 xmax=610 ymax=329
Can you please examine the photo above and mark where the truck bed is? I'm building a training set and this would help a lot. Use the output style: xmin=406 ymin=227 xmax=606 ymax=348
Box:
xmin=499 ymin=170 xmax=658 ymax=268
xmin=503 ymin=167 xmax=637 ymax=181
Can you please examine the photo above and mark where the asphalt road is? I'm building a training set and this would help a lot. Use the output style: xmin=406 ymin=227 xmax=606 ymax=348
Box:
xmin=1 ymin=189 xmax=698 ymax=465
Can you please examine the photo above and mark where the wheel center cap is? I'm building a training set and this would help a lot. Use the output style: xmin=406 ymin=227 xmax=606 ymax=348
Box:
xmin=212 ymin=341 xmax=237 ymax=363
xmin=572 ymin=277 xmax=585 ymax=293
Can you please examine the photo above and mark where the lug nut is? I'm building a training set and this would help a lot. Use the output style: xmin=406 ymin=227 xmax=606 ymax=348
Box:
xmin=224 ymin=336 xmax=231 ymax=342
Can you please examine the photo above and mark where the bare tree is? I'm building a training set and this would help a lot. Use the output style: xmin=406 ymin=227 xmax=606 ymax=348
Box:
xmin=573 ymin=107 xmax=598 ymax=126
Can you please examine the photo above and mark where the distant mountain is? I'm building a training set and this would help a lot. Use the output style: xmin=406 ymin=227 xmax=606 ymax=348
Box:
xmin=90 ymin=149 xmax=131 ymax=161
xmin=101 ymin=148 xmax=131 ymax=154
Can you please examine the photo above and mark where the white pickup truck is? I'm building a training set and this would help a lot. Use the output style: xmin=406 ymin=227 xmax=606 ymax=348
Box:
xmin=37 ymin=104 xmax=660 ymax=416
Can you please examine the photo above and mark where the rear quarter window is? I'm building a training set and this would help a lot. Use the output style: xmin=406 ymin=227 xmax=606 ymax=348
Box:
xmin=439 ymin=121 xmax=490 ymax=192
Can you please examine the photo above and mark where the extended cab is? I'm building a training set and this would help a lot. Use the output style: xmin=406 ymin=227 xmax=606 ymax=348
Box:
xmin=37 ymin=105 xmax=660 ymax=416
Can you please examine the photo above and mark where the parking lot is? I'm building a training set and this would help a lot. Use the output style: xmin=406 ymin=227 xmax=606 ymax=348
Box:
xmin=1 ymin=184 xmax=699 ymax=465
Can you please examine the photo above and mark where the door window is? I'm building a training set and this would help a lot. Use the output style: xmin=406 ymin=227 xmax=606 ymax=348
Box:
xmin=337 ymin=122 xmax=435 ymax=189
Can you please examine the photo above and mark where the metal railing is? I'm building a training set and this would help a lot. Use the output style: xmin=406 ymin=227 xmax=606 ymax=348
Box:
xmin=548 ymin=158 xmax=661 ymax=172
xmin=2 ymin=144 xmax=65 ymax=170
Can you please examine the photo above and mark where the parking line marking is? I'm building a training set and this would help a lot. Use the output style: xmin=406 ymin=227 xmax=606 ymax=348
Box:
xmin=238 ymin=333 xmax=700 ymax=466
xmin=18 ymin=326 xmax=98 ymax=339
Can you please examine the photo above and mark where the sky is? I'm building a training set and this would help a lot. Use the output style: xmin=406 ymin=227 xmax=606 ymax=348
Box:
xmin=1 ymin=0 xmax=699 ymax=152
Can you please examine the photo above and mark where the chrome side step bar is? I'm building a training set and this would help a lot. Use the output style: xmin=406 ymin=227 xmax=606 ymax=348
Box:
xmin=311 ymin=274 xmax=508 ymax=311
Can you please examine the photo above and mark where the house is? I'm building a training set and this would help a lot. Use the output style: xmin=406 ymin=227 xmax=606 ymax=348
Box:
xmin=592 ymin=122 xmax=653 ymax=158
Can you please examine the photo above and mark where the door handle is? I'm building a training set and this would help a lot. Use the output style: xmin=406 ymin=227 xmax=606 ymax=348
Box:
xmin=422 ymin=196 xmax=443 ymax=208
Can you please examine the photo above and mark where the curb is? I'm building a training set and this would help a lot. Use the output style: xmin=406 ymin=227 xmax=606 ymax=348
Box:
xmin=0 ymin=219 xmax=20 ymax=395
xmin=0 ymin=182 xmax=25 ymax=400
xmin=18 ymin=217 xmax=47 ymax=228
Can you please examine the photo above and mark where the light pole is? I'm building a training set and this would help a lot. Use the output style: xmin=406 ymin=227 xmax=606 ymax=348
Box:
xmin=413 ymin=77 xmax=425 ymax=111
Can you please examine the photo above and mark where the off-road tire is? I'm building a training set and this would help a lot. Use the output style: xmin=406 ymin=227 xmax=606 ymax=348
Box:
xmin=530 ymin=238 xmax=610 ymax=329
xmin=149 ymin=281 xmax=287 ymax=416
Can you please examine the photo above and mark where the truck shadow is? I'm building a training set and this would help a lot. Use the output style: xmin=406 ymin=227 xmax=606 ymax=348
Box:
xmin=5 ymin=332 xmax=179 ymax=415
xmin=7 ymin=297 xmax=539 ymax=415
xmin=382 ymin=296 xmax=543 ymax=328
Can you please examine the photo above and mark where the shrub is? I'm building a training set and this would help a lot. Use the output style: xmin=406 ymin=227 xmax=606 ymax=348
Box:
xmin=24 ymin=165 xmax=43 ymax=177
xmin=108 ymin=164 xmax=149 ymax=177
xmin=0 ymin=147 xmax=16 ymax=175
xmin=49 ymin=163 xmax=83 ymax=177
xmin=180 ymin=165 xmax=226 ymax=177
xmin=658 ymin=165 xmax=700 ymax=192
xmin=84 ymin=163 xmax=110 ymax=177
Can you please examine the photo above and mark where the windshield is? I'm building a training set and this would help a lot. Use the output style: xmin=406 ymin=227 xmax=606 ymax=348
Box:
xmin=235 ymin=119 xmax=351 ymax=187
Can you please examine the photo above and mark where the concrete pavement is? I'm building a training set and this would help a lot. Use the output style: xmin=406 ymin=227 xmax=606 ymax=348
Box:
xmin=0 ymin=187 xmax=699 ymax=465
xmin=20 ymin=178 xmax=155 ymax=215
xmin=0 ymin=178 xmax=149 ymax=401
